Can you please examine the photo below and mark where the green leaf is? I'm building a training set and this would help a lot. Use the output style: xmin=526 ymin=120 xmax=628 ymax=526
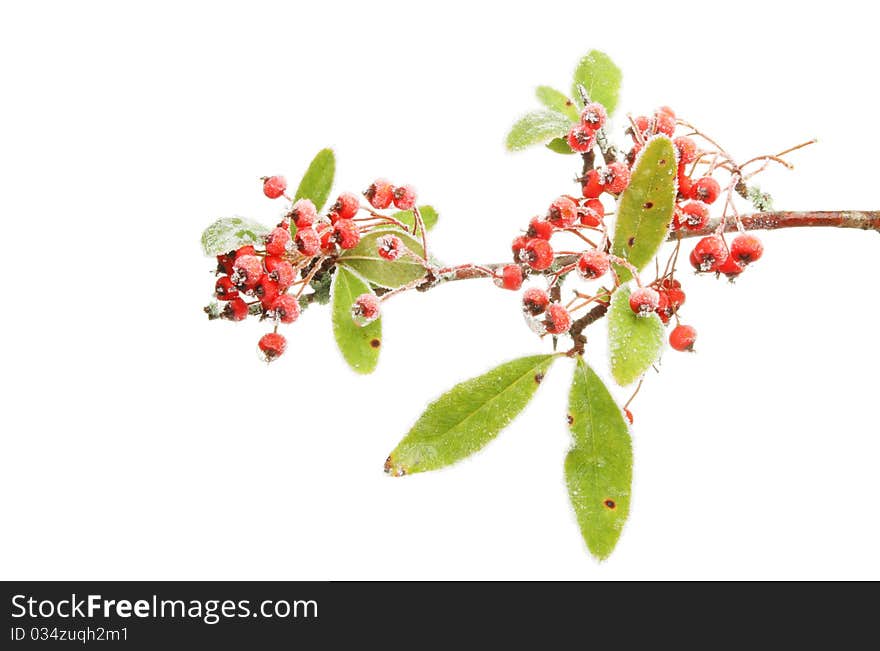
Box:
xmin=535 ymin=86 xmax=579 ymax=121
xmin=546 ymin=137 xmax=575 ymax=155
xmin=385 ymin=355 xmax=557 ymax=475
xmin=571 ymin=50 xmax=622 ymax=114
xmin=200 ymin=217 xmax=271 ymax=256
xmin=391 ymin=205 xmax=439 ymax=232
xmin=294 ymin=148 xmax=335 ymax=212
xmin=331 ymin=267 xmax=381 ymax=374
xmin=611 ymin=135 xmax=677 ymax=283
xmin=566 ymin=356 xmax=633 ymax=560
xmin=338 ymin=227 xmax=426 ymax=289
xmin=608 ymin=286 xmax=664 ymax=386
xmin=506 ymin=111 xmax=572 ymax=152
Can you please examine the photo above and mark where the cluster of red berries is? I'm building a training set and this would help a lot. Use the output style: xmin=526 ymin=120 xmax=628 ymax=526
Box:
xmin=208 ymin=176 xmax=417 ymax=362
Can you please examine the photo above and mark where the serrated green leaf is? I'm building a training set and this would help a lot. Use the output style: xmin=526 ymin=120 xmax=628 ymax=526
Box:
xmin=546 ymin=137 xmax=575 ymax=155
xmin=506 ymin=111 xmax=572 ymax=152
xmin=566 ymin=356 xmax=632 ymax=560
xmin=386 ymin=355 xmax=557 ymax=475
xmin=338 ymin=227 xmax=426 ymax=289
xmin=571 ymin=50 xmax=622 ymax=114
xmin=391 ymin=205 xmax=439 ymax=231
xmin=331 ymin=267 xmax=381 ymax=374
xmin=200 ymin=217 xmax=271 ymax=256
xmin=535 ymin=86 xmax=579 ymax=121
xmin=608 ymin=286 xmax=664 ymax=386
xmin=611 ymin=136 xmax=677 ymax=283
xmin=294 ymin=148 xmax=335 ymax=212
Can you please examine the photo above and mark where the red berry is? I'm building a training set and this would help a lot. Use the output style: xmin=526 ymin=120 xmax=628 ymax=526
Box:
xmin=290 ymin=199 xmax=318 ymax=228
xmin=623 ymin=408 xmax=634 ymax=425
xmin=317 ymin=224 xmax=335 ymax=254
xmin=332 ymin=219 xmax=361 ymax=249
xmin=331 ymin=192 xmax=361 ymax=220
xmin=521 ymin=238 xmax=554 ymax=271
xmin=629 ymin=287 xmax=661 ymax=316
xmin=377 ymin=234 xmax=405 ymax=261
xmin=674 ymin=136 xmax=697 ymax=165
xmin=265 ymin=227 xmax=292 ymax=257
xmin=264 ymin=256 xmax=296 ymax=289
xmin=365 ymin=179 xmax=394 ymax=209
xmin=656 ymin=291 xmax=672 ymax=324
xmin=580 ymin=102 xmax=607 ymax=130
xmin=547 ymin=196 xmax=578 ymax=228
xmin=601 ymin=162 xmax=631 ymax=194
xmin=216 ymin=252 xmax=236 ymax=275
xmin=717 ymin=255 xmax=744 ymax=278
xmin=527 ymin=217 xmax=554 ymax=240
xmin=653 ymin=111 xmax=676 ymax=137
xmin=578 ymin=198 xmax=604 ymax=227
xmin=231 ymin=255 xmax=263 ymax=289
xmin=295 ymin=228 xmax=320 ymax=257
xmin=262 ymin=175 xmax=287 ymax=199
xmin=223 ymin=298 xmax=249 ymax=321
xmin=669 ymin=324 xmax=697 ymax=352
xmin=730 ymin=233 xmax=764 ymax=265
xmin=544 ymin=303 xmax=572 ymax=335
xmin=392 ymin=185 xmax=417 ymax=210
xmin=215 ymin=276 xmax=239 ymax=301
xmin=258 ymin=332 xmax=287 ymax=362
xmin=581 ymin=169 xmax=605 ymax=198
xmin=678 ymin=201 xmax=710 ymax=231
xmin=691 ymin=176 xmax=721 ymax=204
xmin=269 ymin=294 xmax=300 ymax=324
xmin=495 ymin=264 xmax=524 ymax=291
xmin=656 ymin=106 xmax=676 ymax=120
xmin=677 ymin=165 xmax=693 ymax=199
xmin=690 ymin=235 xmax=729 ymax=272
xmin=566 ymin=124 xmax=596 ymax=153
xmin=254 ymin=275 xmax=279 ymax=308
xmin=576 ymin=249 xmax=610 ymax=279
xmin=352 ymin=293 xmax=380 ymax=326
xmin=631 ymin=115 xmax=651 ymax=140
xmin=235 ymin=245 xmax=256 ymax=259
xmin=626 ymin=143 xmax=643 ymax=167
xmin=522 ymin=288 xmax=549 ymax=315
xmin=511 ymin=235 xmax=529 ymax=262
xmin=666 ymin=286 xmax=686 ymax=310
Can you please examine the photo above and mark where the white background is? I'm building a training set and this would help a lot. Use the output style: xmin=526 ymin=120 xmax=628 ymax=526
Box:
xmin=2 ymin=0 xmax=879 ymax=580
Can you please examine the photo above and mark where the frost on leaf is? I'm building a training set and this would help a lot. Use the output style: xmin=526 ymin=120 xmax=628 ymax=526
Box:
xmin=608 ymin=285 xmax=664 ymax=386
xmin=506 ymin=111 xmax=572 ymax=152
xmin=200 ymin=217 xmax=271 ymax=256
xmin=747 ymin=185 xmax=774 ymax=212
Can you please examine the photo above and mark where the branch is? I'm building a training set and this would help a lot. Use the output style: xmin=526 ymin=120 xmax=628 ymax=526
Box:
xmin=674 ymin=210 xmax=880 ymax=239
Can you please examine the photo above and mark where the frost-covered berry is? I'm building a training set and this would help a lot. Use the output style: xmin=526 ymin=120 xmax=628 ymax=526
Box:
xmin=656 ymin=291 xmax=672 ymax=324
xmin=674 ymin=136 xmax=697 ymax=165
xmin=392 ymin=185 xmax=417 ymax=210
xmin=511 ymin=235 xmax=529 ymax=262
xmin=653 ymin=111 xmax=676 ymax=137
xmin=377 ymin=234 xmax=404 ymax=261
xmin=581 ymin=169 xmax=605 ymax=198
xmin=567 ymin=124 xmax=596 ymax=153
xmin=255 ymin=275 xmax=279 ymax=308
xmin=601 ymin=162 xmax=631 ymax=194
xmin=656 ymin=106 xmax=676 ymax=120
xmin=730 ymin=233 xmax=764 ymax=265
xmin=669 ymin=324 xmax=697 ymax=352
xmin=264 ymin=256 xmax=296 ymax=289
xmin=690 ymin=235 xmax=729 ymax=272
xmin=231 ymin=254 xmax=263 ymax=289
xmin=631 ymin=115 xmax=651 ymax=139
xmin=665 ymin=285 xmax=686 ymax=310
xmin=629 ymin=287 xmax=661 ymax=316
xmin=527 ymin=216 xmax=554 ymax=240
xmin=544 ymin=303 xmax=572 ymax=335
xmin=332 ymin=219 xmax=361 ymax=249
xmin=223 ymin=297 xmax=249 ymax=321
xmin=576 ymin=249 xmax=610 ymax=280
xmin=352 ymin=293 xmax=380 ymax=326
xmin=216 ymin=251 xmax=236 ymax=275
xmin=364 ymin=179 xmax=394 ymax=209
xmin=215 ymin=276 xmax=238 ymax=301
xmin=520 ymin=238 xmax=554 ymax=271
xmin=265 ymin=227 xmax=292 ymax=257
xmin=717 ymin=255 xmax=744 ymax=278
xmin=580 ymin=102 xmax=607 ymax=130
xmin=495 ymin=264 xmax=524 ymax=291
xmin=258 ymin=332 xmax=287 ymax=362
xmin=578 ymin=198 xmax=604 ymax=227
xmin=691 ymin=176 xmax=721 ymax=204
xmin=331 ymin=192 xmax=361 ymax=220
xmin=235 ymin=245 xmax=256 ymax=259
xmin=262 ymin=175 xmax=287 ymax=199
xmin=522 ymin=287 xmax=550 ymax=315
xmin=295 ymin=228 xmax=320 ymax=257
xmin=290 ymin=198 xmax=317 ymax=228
xmin=678 ymin=201 xmax=710 ymax=231
xmin=677 ymin=165 xmax=693 ymax=199
xmin=547 ymin=196 xmax=578 ymax=229
xmin=270 ymin=294 xmax=300 ymax=324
